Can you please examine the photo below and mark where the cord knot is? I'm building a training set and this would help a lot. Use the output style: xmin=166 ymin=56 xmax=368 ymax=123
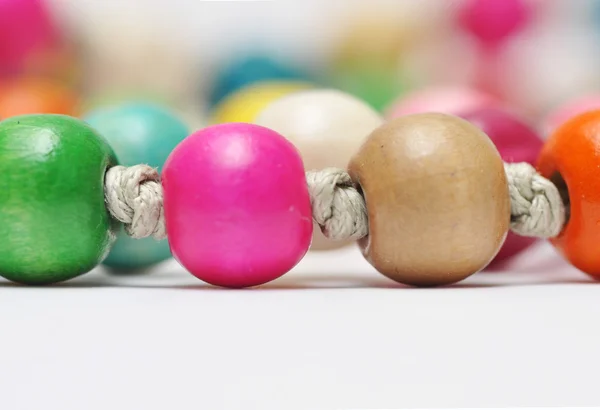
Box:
xmin=505 ymin=162 xmax=565 ymax=238
xmin=104 ymin=165 xmax=166 ymax=239
xmin=306 ymin=168 xmax=368 ymax=241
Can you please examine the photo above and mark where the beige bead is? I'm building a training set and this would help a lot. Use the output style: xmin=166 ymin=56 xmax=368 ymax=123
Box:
xmin=256 ymin=89 xmax=383 ymax=250
xmin=348 ymin=113 xmax=510 ymax=286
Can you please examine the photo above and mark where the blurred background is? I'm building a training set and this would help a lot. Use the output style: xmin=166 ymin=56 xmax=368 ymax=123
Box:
xmin=2 ymin=0 xmax=600 ymax=132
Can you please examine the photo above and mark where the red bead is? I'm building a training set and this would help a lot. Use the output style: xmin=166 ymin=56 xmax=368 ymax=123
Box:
xmin=460 ymin=107 xmax=543 ymax=265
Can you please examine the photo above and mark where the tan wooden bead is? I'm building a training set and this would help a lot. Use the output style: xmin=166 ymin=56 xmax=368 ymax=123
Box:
xmin=348 ymin=113 xmax=510 ymax=286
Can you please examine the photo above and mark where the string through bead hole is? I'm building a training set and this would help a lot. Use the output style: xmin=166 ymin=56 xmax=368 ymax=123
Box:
xmin=353 ymin=178 xmax=371 ymax=248
xmin=550 ymin=171 xmax=570 ymax=226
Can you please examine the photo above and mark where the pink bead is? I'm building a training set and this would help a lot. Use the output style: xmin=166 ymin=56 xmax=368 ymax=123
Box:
xmin=162 ymin=123 xmax=313 ymax=288
xmin=457 ymin=0 xmax=531 ymax=48
xmin=543 ymin=95 xmax=600 ymax=137
xmin=460 ymin=106 xmax=543 ymax=266
xmin=0 ymin=0 xmax=59 ymax=74
xmin=385 ymin=86 xmax=497 ymax=119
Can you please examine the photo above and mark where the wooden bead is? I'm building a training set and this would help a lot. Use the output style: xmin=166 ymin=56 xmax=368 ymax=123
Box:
xmin=162 ymin=123 xmax=313 ymax=288
xmin=0 ymin=114 xmax=119 ymax=284
xmin=348 ymin=113 xmax=510 ymax=286
xmin=256 ymin=89 xmax=383 ymax=250
xmin=537 ymin=110 xmax=600 ymax=278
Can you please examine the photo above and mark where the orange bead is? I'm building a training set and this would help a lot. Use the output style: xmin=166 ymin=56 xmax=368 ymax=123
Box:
xmin=22 ymin=46 xmax=82 ymax=87
xmin=0 ymin=76 xmax=80 ymax=119
xmin=538 ymin=110 xmax=600 ymax=278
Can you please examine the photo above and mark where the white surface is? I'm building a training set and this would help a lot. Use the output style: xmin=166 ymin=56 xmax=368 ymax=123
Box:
xmin=0 ymin=241 xmax=599 ymax=409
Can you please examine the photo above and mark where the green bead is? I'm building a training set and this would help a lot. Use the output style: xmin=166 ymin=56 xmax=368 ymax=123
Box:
xmin=0 ymin=114 xmax=119 ymax=284
xmin=333 ymin=62 xmax=404 ymax=112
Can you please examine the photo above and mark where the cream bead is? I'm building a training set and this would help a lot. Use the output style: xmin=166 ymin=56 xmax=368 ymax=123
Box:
xmin=255 ymin=89 xmax=383 ymax=250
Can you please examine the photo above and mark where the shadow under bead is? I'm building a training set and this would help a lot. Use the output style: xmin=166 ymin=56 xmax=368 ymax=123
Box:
xmin=348 ymin=113 xmax=510 ymax=287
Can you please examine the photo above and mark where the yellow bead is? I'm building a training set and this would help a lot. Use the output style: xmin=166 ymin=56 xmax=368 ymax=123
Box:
xmin=210 ymin=81 xmax=312 ymax=124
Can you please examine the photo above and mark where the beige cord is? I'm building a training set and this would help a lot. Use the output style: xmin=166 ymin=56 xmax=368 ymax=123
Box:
xmin=104 ymin=163 xmax=566 ymax=241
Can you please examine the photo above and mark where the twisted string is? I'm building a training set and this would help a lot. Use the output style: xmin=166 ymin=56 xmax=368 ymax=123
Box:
xmin=305 ymin=168 xmax=368 ymax=240
xmin=104 ymin=165 xmax=166 ymax=239
xmin=504 ymin=162 xmax=565 ymax=238
xmin=104 ymin=163 xmax=566 ymax=241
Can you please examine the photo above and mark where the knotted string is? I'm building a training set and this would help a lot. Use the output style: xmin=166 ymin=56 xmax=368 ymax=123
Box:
xmin=104 ymin=163 xmax=566 ymax=241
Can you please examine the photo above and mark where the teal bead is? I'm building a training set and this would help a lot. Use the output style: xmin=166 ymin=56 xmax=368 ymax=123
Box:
xmin=209 ymin=53 xmax=309 ymax=107
xmin=103 ymin=226 xmax=172 ymax=270
xmin=0 ymin=114 xmax=119 ymax=284
xmin=84 ymin=102 xmax=189 ymax=270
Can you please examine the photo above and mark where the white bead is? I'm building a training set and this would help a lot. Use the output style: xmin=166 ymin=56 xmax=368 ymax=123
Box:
xmin=256 ymin=89 xmax=383 ymax=250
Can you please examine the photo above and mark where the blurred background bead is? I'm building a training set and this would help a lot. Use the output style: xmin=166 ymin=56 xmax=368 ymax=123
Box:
xmin=329 ymin=4 xmax=443 ymax=113
xmin=162 ymin=123 xmax=313 ymax=288
xmin=332 ymin=62 xmax=404 ymax=112
xmin=454 ymin=0 xmax=540 ymax=102
xmin=0 ymin=114 xmax=118 ymax=284
xmin=333 ymin=14 xmax=406 ymax=68
xmin=542 ymin=95 xmax=600 ymax=137
xmin=82 ymin=90 xmax=206 ymax=132
xmin=386 ymin=86 xmax=497 ymax=119
xmin=0 ymin=0 xmax=60 ymax=76
xmin=399 ymin=29 xmax=480 ymax=93
xmin=348 ymin=113 xmax=510 ymax=286
xmin=460 ymin=106 xmax=543 ymax=266
xmin=457 ymin=0 xmax=532 ymax=49
xmin=497 ymin=26 xmax=600 ymax=118
xmin=0 ymin=0 xmax=80 ymax=86
xmin=74 ymin=15 xmax=199 ymax=117
xmin=255 ymin=89 xmax=383 ymax=250
xmin=208 ymin=53 xmax=311 ymax=108
xmin=329 ymin=8 xmax=418 ymax=112
xmin=332 ymin=3 xmax=442 ymax=68
xmin=82 ymin=91 xmax=169 ymax=113
xmin=210 ymin=80 xmax=312 ymax=124
xmin=0 ymin=76 xmax=81 ymax=118
xmin=85 ymin=102 xmax=189 ymax=270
